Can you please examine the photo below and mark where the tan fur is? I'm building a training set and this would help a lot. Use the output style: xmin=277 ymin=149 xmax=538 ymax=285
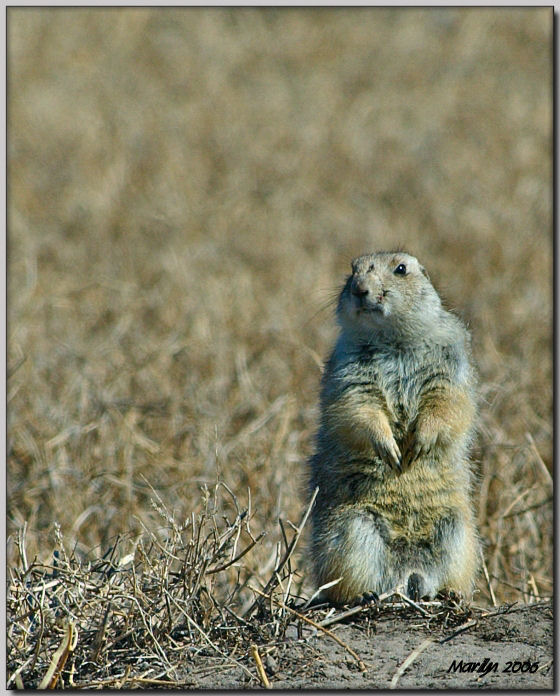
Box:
xmin=308 ymin=251 xmax=479 ymax=605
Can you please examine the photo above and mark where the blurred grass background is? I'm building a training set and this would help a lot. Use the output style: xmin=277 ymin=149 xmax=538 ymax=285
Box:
xmin=8 ymin=7 xmax=552 ymax=605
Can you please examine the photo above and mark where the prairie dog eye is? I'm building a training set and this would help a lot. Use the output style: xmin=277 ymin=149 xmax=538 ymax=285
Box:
xmin=368 ymin=263 xmax=375 ymax=272
xmin=394 ymin=263 xmax=407 ymax=275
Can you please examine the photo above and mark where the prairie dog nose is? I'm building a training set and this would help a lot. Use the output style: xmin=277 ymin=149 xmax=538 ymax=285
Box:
xmin=351 ymin=277 xmax=369 ymax=297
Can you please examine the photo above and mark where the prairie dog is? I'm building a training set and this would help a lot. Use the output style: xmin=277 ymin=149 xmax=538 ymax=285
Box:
xmin=308 ymin=251 xmax=478 ymax=605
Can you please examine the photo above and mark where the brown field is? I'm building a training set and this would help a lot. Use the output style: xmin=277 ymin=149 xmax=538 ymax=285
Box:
xmin=7 ymin=8 xmax=552 ymax=688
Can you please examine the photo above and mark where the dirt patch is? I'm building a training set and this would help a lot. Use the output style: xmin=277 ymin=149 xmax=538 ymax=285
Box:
xmin=179 ymin=601 xmax=553 ymax=690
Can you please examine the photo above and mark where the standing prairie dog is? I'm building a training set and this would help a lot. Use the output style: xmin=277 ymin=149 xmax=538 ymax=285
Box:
xmin=308 ymin=251 xmax=479 ymax=605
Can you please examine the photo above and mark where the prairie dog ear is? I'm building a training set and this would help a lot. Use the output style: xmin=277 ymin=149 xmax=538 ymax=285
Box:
xmin=420 ymin=265 xmax=430 ymax=281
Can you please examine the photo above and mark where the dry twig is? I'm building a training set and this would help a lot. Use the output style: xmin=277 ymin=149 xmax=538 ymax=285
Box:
xmin=250 ymin=644 xmax=272 ymax=689
xmin=390 ymin=637 xmax=433 ymax=689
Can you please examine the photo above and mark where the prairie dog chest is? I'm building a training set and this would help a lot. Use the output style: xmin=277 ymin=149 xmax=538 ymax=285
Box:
xmin=365 ymin=347 xmax=423 ymax=419
xmin=333 ymin=341 xmax=438 ymax=423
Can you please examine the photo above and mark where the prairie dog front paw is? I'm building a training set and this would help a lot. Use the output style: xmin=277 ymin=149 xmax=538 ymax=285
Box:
xmin=370 ymin=417 xmax=402 ymax=471
xmin=402 ymin=415 xmax=449 ymax=469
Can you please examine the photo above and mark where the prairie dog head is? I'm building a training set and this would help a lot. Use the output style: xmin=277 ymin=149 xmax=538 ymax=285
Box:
xmin=337 ymin=251 xmax=443 ymax=340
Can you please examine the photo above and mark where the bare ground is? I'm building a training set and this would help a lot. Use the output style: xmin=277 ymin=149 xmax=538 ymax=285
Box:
xmin=186 ymin=601 xmax=554 ymax=690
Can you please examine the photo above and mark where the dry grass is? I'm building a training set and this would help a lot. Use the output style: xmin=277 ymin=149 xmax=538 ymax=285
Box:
xmin=7 ymin=7 xmax=552 ymax=687
xmin=7 ymin=484 xmax=313 ymax=688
